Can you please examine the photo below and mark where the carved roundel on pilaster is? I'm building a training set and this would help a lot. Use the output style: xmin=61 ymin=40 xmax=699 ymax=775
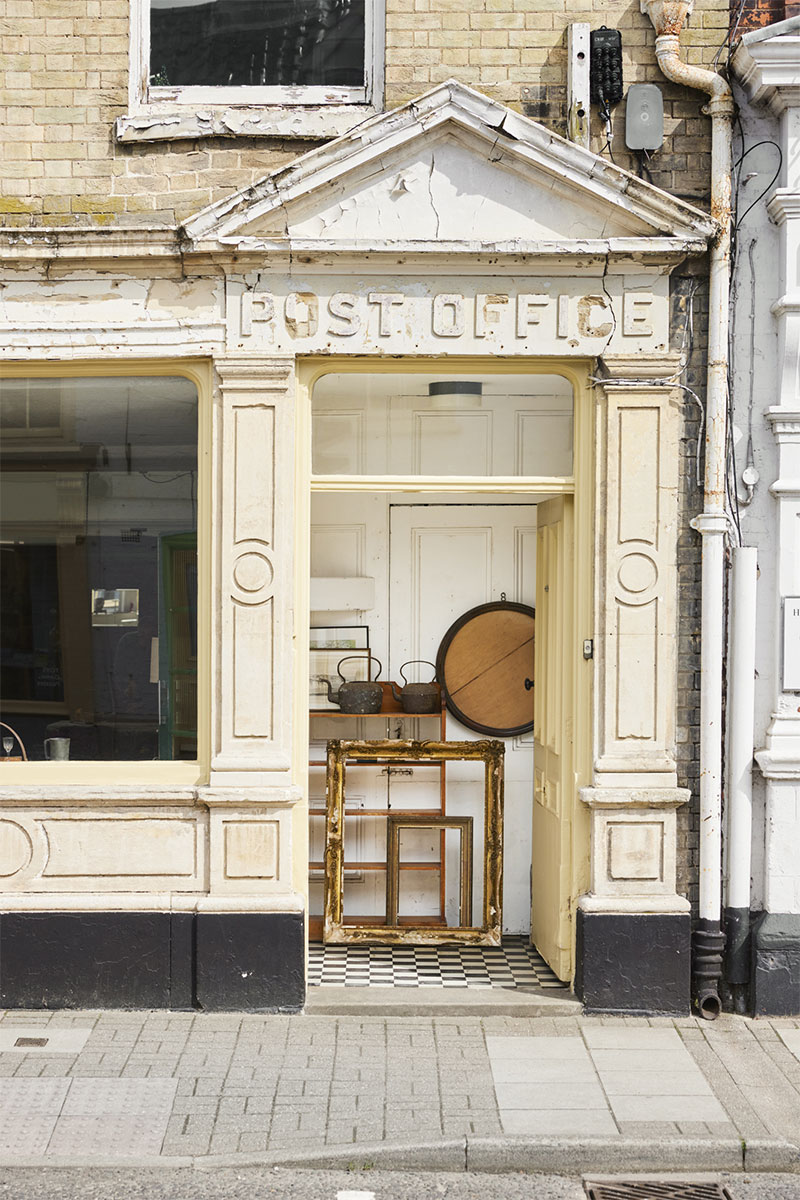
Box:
xmin=616 ymin=548 xmax=659 ymax=606
xmin=0 ymin=816 xmax=46 ymax=882
xmin=231 ymin=545 xmax=274 ymax=605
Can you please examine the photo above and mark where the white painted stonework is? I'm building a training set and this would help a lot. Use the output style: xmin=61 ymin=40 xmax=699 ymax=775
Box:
xmin=733 ymin=27 xmax=800 ymax=920
xmin=0 ymin=81 xmax=713 ymax=963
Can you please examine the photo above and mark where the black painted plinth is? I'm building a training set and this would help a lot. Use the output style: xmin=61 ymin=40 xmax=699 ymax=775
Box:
xmin=0 ymin=910 xmax=305 ymax=1012
xmin=575 ymin=908 xmax=691 ymax=1015
xmin=751 ymin=912 xmax=800 ymax=1016
xmin=196 ymin=912 xmax=304 ymax=1012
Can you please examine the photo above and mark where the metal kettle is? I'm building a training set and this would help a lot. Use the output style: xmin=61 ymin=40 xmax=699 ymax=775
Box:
xmin=326 ymin=655 xmax=384 ymax=713
xmin=390 ymin=660 xmax=440 ymax=714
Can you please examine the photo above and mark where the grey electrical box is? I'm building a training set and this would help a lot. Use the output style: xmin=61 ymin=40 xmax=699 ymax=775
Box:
xmin=625 ymin=83 xmax=664 ymax=151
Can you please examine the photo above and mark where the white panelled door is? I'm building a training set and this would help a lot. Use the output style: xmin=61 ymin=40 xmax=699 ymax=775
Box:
xmin=389 ymin=503 xmax=536 ymax=933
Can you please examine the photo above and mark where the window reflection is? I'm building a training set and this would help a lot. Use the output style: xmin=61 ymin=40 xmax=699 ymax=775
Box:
xmin=0 ymin=377 xmax=198 ymax=762
xmin=150 ymin=0 xmax=366 ymax=89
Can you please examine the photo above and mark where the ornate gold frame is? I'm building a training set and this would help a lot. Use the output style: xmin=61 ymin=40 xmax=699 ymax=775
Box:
xmin=323 ymin=738 xmax=504 ymax=945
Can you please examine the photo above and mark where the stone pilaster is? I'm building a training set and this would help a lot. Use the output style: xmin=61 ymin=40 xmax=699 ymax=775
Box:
xmin=577 ymin=354 xmax=690 ymax=1014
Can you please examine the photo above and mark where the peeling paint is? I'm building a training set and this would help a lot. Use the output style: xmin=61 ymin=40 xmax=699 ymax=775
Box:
xmin=146 ymin=278 xmax=219 ymax=313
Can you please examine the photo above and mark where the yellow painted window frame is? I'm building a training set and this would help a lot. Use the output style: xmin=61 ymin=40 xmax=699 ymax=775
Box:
xmin=0 ymin=358 xmax=212 ymax=787
xmin=293 ymin=355 xmax=594 ymax=935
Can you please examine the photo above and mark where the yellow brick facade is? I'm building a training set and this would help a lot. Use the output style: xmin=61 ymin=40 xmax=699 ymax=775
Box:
xmin=0 ymin=0 xmax=730 ymax=226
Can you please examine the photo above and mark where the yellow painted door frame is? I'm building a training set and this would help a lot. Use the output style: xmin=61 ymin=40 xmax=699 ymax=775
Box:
xmin=294 ymin=356 xmax=594 ymax=963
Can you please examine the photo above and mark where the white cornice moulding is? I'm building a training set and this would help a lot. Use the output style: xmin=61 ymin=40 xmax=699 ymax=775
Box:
xmin=767 ymin=192 xmax=800 ymax=225
xmin=732 ymin=35 xmax=800 ymax=112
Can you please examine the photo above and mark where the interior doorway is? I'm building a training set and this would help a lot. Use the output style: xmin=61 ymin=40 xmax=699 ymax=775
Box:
xmin=302 ymin=364 xmax=589 ymax=978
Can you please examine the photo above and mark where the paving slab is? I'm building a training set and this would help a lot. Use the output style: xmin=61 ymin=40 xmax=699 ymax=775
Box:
xmin=599 ymin=1069 xmax=715 ymax=1096
xmin=0 ymin=1028 xmax=92 ymax=1054
xmin=0 ymin=1008 xmax=798 ymax=1172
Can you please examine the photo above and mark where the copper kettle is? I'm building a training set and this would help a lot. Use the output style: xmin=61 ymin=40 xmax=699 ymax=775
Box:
xmin=326 ymin=655 xmax=383 ymax=713
xmin=390 ymin=661 xmax=439 ymax=714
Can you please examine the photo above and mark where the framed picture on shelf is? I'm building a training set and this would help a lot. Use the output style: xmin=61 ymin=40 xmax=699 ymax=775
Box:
xmin=309 ymin=647 xmax=373 ymax=710
xmin=309 ymin=625 xmax=369 ymax=651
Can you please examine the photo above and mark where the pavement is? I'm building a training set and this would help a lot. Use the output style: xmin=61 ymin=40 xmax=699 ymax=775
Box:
xmin=1 ymin=998 xmax=800 ymax=1175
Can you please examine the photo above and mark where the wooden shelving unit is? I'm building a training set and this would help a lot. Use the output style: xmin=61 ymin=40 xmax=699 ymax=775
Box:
xmin=308 ymin=681 xmax=448 ymax=940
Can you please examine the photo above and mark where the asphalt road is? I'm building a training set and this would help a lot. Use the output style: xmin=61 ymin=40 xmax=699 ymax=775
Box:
xmin=1 ymin=1169 xmax=800 ymax=1200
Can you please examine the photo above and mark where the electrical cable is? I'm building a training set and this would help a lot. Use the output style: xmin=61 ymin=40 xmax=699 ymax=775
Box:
xmin=733 ymin=140 xmax=782 ymax=230
xmin=713 ymin=0 xmax=748 ymax=71
xmin=636 ymin=148 xmax=654 ymax=183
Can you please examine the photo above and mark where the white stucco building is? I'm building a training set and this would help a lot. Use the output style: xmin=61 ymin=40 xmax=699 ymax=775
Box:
xmin=725 ymin=16 xmax=800 ymax=1015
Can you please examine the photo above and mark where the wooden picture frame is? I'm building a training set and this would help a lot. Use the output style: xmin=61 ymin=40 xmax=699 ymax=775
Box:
xmin=323 ymin=738 xmax=504 ymax=945
xmin=386 ymin=813 xmax=473 ymax=929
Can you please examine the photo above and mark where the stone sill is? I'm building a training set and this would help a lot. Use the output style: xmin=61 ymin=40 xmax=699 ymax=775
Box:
xmin=115 ymin=104 xmax=379 ymax=143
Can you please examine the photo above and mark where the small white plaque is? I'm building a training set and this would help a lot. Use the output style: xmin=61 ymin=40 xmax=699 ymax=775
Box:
xmin=784 ymin=597 xmax=800 ymax=690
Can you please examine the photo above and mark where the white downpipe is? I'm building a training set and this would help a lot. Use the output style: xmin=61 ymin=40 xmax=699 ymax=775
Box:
xmin=726 ymin=547 xmax=757 ymax=911
xmin=640 ymin=0 xmax=734 ymax=934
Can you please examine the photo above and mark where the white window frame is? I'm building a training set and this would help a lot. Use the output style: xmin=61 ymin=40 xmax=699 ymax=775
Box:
xmin=116 ymin=0 xmax=385 ymax=143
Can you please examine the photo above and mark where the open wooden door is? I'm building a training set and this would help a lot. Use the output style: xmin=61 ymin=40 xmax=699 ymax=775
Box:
xmin=531 ymin=495 xmax=574 ymax=981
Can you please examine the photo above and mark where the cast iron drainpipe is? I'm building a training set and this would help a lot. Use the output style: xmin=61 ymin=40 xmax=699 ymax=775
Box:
xmin=640 ymin=0 xmax=734 ymax=1019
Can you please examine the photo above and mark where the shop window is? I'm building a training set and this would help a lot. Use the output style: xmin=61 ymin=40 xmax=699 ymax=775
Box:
xmin=117 ymin=0 xmax=384 ymax=143
xmin=0 ymin=376 xmax=198 ymax=763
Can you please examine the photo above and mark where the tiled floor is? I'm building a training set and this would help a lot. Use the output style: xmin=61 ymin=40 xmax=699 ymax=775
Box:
xmin=307 ymin=937 xmax=567 ymax=989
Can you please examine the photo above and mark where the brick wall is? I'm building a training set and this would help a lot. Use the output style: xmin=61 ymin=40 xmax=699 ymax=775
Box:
xmin=734 ymin=0 xmax=785 ymax=32
xmin=0 ymin=0 xmax=728 ymax=226
xmin=671 ymin=269 xmax=708 ymax=908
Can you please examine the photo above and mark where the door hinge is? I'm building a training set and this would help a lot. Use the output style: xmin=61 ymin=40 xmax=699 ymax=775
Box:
xmin=582 ymin=638 xmax=594 ymax=660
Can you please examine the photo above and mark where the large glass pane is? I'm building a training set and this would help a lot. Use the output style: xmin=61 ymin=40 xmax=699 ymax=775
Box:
xmin=311 ymin=373 xmax=574 ymax=477
xmin=0 ymin=376 xmax=198 ymax=762
xmin=150 ymin=0 xmax=365 ymax=88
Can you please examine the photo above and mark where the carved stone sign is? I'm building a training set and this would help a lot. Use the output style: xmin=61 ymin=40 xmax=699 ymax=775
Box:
xmin=225 ymin=274 xmax=668 ymax=356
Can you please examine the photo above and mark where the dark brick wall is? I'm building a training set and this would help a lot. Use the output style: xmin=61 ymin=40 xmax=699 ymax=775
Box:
xmin=733 ymin=0 xmax=786 ymax=32
xmin=672 ymin=267 xmax=707 ymax=912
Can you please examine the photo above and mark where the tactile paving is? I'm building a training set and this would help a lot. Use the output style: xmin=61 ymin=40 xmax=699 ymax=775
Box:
xmin=0 ymin=1079 xmax=70 ymax=1116
xmin=46 ymin=1113 xmax=175 ymax=1157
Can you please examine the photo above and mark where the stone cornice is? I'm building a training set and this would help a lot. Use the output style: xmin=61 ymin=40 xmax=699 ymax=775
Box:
xmin=0 ymin=786 xmax=199 ymax=806
xmin=594 ymin=353 xmax=685 ymax=384
xmin=767 ymin=192 xmax=800 ymax=226
xmin=766 ymin=407 xmax=800 ymax=437
xmin=732 ymin=34 xmax=800 ymax=113
xmin=0 ymin=229 xmax=709 ymax=271
xmin=580 ymin=786 xmax=690 ymax=808
xmin=199 ymin=785 xmax=302 ymax=807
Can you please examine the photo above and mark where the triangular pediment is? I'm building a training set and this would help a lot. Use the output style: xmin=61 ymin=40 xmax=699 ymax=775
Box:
xmin=183 ymin=80 xmax=715 ymax=254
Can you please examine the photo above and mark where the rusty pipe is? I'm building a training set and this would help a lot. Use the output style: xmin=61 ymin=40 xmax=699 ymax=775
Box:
xmin=640 ymin=0 xmax=734 ymax=1016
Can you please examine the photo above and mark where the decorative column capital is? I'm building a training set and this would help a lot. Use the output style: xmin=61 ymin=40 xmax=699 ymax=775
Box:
xmin=215 ymin=355 xmax=294 ymax=389
xmin=596 ymin=353 xmax=684 ymax=385
xmin=766 ymin=407 xmax=800 ymax=437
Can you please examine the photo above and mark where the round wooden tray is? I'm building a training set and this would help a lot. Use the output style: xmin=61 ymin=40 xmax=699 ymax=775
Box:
xmin=436 ymin=601 xmax=535 ymax=737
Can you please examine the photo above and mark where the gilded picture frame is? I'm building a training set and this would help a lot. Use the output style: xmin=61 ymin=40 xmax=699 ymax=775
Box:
xmin=323 ymin=738 xmax=504 ymax=945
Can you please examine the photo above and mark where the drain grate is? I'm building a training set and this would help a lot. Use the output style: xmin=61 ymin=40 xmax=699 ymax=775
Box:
xmin=585 ymin=1183 xmax=732 ymax=1200
xmin=14 ymin=1037 xmax=48 ymax=1048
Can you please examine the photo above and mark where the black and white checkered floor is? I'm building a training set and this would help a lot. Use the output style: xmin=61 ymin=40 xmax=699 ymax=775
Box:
xmin=308 ymin=937 xmax=567 ymax=990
